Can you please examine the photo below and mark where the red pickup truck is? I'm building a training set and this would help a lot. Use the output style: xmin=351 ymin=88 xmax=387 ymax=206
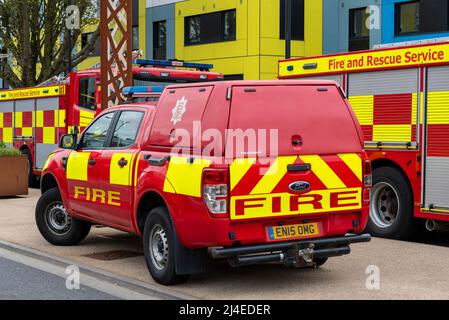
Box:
xmin=36 ymin=80 xmax=371 ymax=285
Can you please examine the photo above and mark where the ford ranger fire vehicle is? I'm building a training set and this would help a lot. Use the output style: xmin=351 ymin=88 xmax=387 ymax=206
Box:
xmin=36 ymin=80 xmax=371 ymax=285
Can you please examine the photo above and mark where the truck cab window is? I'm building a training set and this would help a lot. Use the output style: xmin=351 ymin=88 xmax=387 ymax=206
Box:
xmin=110 ymin=111 xmax=144 ymax=148
xmin=78 ymin=77 xmax=96 ymax=111
xmin=81 ymin=112 xmax=115 ymax=149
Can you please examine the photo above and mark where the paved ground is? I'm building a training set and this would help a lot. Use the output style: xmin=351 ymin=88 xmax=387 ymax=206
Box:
xmin=1 ymin=189 xmax=449 ymax=299
xmin=0 ymin=256 xmax=116 ymax=300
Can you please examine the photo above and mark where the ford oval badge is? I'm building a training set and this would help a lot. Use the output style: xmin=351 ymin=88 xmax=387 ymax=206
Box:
xmin=289 ymin=181 xmax=311 ymax=193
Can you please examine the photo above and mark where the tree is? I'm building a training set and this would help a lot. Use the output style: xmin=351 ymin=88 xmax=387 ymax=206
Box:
xmin=0 ymin=0 xmax=99 ymax=88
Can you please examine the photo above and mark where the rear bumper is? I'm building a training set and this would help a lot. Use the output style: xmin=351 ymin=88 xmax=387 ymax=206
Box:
xmin=211 ymin=233 xmax=371 ymax=267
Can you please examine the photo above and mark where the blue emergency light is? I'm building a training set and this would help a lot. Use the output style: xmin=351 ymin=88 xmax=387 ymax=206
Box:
xmin=122 ymin=86 xmax=164 ymax=96
xmin=133 ymin=59 xmax=213 ymax=71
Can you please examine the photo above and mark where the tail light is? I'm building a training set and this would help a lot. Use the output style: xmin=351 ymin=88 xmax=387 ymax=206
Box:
xmin=362 ymin=152 xmax=372 ymax=203
xmin=202 ymin=168 xmax=229 ymax=216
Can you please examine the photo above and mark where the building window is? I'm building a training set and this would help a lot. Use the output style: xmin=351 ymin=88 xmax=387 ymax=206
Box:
xmin=396 ymin=0 xmax=449 ymax=36
xmin=280 ymin=0 xmax=305 ymax=40
xmin=81 ymin=32 xmax=100 ymax=56
xmin=349 ymin=7 xmax=370 ymax=52
xmin=153 ymin=20 xmax=167 ymax=60
xmin=184 ymin=9 xmax=237 ymax=46
xmin=132 ymin=0 xmax=139 ymax=50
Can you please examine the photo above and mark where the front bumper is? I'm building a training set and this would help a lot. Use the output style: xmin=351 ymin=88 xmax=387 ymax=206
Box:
xmin=211 ymin=233 xmax=371 ymax=267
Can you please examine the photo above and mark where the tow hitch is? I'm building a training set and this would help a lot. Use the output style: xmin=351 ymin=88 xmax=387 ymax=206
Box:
xmin=211 ymin=234 xmax=370 ymax=268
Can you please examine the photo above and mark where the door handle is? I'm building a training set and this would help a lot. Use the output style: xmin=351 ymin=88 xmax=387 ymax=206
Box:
xmin=147 ymin=156 xmax=171 ymax=166
xmin=118 ymin=159 xmax=128 ymax=167
xmin=88 ymin=159 xmax=96 ymax=166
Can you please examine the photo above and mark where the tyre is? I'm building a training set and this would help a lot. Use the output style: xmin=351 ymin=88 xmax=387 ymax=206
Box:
xmin=21 ymin=149 xmax=38 ymax=188
xmin=366 ymin=167 xmax=416 ymax=240
xmin=143 ymin=207 xmax=190 ymax=285
xmin=35 ymin=188 xmax=91 ymax=246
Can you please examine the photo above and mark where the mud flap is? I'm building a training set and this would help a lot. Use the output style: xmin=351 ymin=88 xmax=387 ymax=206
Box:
xmin=173 ymin=230 xmax=208 ymax=275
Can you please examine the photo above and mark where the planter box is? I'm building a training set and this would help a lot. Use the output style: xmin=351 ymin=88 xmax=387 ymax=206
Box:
xmin=0 ymin=156 xmax=28 ymax=196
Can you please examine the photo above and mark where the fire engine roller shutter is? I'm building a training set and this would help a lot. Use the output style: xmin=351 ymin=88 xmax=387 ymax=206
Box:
xmin=35 ymin=98 xmax=60 ymax=169
xmin=301 ymin=74 xmax=343 ymax=86
xmin=0 ymin=101 xmax=14 ymax=147
xmin=347 ymin=69 xmax=419 ymax=144
xmin=423 ymin=65 xmax=449 ymax=210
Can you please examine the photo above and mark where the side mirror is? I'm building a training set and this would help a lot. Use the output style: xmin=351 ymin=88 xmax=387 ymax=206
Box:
xmin=59 ymin=134 xmax=78 ymax=150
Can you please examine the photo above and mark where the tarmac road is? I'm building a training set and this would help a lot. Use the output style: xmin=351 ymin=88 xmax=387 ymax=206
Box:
xmin=1 ymin=189 xmax=449 ymax=300
xmin=0 ymin=256 xmax=116 ymax=300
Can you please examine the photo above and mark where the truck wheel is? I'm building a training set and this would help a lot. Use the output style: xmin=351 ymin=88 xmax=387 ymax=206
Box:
xmin=35 ymin=188 xmax=91 ymax=246
xmin=21 ymin=149 xmax=38 ymax=188
xmin=366 ymin=167 xmax=416 ymax=240
xmin=143 ymin=207 xmax=190 ymax=285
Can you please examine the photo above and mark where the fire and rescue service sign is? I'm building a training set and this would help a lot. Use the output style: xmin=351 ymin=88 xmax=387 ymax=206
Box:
xmin=279 ymin=42 xmax=449 ymax=78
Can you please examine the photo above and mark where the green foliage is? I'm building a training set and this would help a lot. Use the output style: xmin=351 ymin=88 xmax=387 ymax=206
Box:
xmin=0 ymin=0 xmax=100 ymax=88
xmin=0 ymin=141 xmax=22 ymax=157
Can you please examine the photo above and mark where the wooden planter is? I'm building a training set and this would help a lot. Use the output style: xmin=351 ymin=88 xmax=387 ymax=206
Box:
xmin=0 ymin=155 xmax=28 ymax=196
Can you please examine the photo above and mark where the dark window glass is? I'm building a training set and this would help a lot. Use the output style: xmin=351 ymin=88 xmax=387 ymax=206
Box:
xmin=132 ymin=25 xmax=139 ymax=50
xmin=81 ymin=112 xmax=115 ymax=149
xmin=81 ymin=32 xmax=100 ymax=56
xmin=280 ymin=0 xmax=305 ymax=40
xmin=153 ymin=20 xmax=167 ymax=60
xmin=185 ymin=10 xmax=236 ymax=45
xmin=224 ymin=74 xmax=244 ymax=80
xmin=78 ymin=77 xmax=96 ymax=111
xmin=349 ymin=7 xmax=370 ymax=51
xmin=396 ymin=0 xmax=449 ymax=35
xmin=110 ymin=111 xmax=144 ymax=148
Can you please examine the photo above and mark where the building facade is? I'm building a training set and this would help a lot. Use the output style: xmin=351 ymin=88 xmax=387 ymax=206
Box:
xmin=323 ymin=0 xmax=449 ymax=54
xmin=145 ymin=0 xmax=323 ymax=80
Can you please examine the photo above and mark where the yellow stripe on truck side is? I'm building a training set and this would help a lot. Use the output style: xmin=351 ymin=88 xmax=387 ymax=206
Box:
xmin=348 ymin=95 xmax=374 ymax=125
xmin=250 ymin=156 xmax=297 ymax=195
xmin=164 ymin=156 xmax=211 ymax=197
xmin=110 ymin=153 xmax=135 ymax=186
xmin=230 ymin=158 xmax=256 ymax=191
xmin=299 ymin=155 xmax=346 ymax=189
xmin=338 ymin=153 xmax=362 ymax=181
xmin=66 ymin=152 xmax=90 ymax=181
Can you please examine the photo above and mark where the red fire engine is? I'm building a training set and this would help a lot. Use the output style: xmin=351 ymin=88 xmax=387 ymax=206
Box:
xmin=0 ymin=60 xmax=223 ymax=186
xmin=279 ymin=39 xmax=449 ymax=239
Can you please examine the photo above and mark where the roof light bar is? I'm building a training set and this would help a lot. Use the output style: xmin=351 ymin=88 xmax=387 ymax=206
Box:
xmin=133 ymin=59 xmax=213 ymax=71
xmin=122 ymin=86 xmax=164 ymax=96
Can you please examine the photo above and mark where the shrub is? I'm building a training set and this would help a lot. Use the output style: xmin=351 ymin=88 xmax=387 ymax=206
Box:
xmin=0 ymin=141 xmax=22 ymax=157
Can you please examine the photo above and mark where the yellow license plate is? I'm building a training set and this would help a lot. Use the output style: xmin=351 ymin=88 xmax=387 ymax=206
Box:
xmin=267 ymin=223 xmax=320 ymax=241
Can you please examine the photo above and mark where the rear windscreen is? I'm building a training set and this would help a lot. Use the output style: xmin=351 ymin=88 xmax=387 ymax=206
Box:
xmin=227 ymin=85 xmax=362 ymax=158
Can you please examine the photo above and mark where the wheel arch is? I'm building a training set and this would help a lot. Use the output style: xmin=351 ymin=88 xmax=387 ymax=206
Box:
xmin=40 ymin=172 xmax=59 ymax=194
xmin=370 ymin=157 xmax=414 ymax=202
xmin=136 ymin=190 xmax=169 ymax=236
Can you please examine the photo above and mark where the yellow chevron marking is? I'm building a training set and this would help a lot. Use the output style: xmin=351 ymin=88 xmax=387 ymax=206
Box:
xmin=164 ymin=156 xmax=211 ymax=197
xmin=230 ymin=158 xmax=257 ymax=191
xmin=300 ymin=155 xmax=346 ymax=189
xmin=338 ymin=153 xmax=362 ymax=181
xmin=250 ymin=156 xmax=297 ymax=195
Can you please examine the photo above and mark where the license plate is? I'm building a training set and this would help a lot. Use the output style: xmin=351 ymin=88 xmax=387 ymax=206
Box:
xmin=267 ymin=223 xmax=320 ymax=241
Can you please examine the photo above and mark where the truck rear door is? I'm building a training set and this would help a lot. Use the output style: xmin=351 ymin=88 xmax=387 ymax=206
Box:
xmin=227 ymin=84 xmax=364 ymax=224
